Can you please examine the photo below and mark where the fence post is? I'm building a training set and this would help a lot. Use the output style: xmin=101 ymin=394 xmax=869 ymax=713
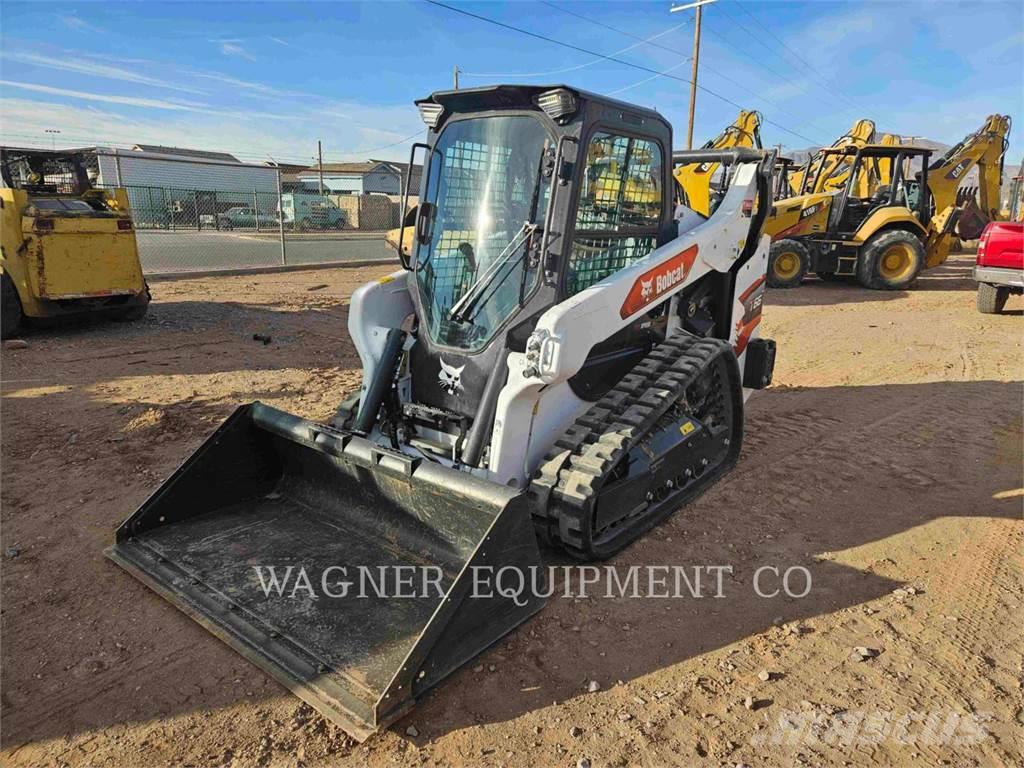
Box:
xmin=253 ymin=188 xmax=260 ymax=231
xmin=277 ymin=169 xmax=287 ymax=266
xmin=193 ymin=190 xmax=200 ymax=231
xmin=166 ymin=188 xmax=175 ymax=231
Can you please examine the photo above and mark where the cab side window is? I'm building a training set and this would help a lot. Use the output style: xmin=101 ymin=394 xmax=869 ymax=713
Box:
xmin=567 ymin=132 xmax=663 ymax=296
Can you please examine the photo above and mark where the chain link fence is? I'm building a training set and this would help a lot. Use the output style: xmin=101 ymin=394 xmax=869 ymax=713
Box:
xmin=110 ymin=182 xmax=407 ymax=275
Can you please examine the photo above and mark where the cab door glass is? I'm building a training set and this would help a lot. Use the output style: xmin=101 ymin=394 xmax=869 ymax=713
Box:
xmin=568 ymin=132 xmax=663 ymax=296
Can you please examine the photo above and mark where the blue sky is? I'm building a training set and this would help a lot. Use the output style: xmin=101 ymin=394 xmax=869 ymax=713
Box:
xmin=0 ymin=1 xmax=1021 ymax=166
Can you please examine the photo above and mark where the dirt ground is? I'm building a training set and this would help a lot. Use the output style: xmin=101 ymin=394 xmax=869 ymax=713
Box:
xmin=2 ymin=254 xmax=1021 ymax=767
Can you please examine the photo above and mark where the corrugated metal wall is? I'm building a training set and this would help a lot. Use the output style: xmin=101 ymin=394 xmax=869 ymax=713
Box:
xmin=95 ymin=149 xmax=278 ymax=192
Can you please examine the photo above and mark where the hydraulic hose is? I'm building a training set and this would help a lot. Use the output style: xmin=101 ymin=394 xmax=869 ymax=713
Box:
xmin=353 ymin=329 xmax=406 ymax=435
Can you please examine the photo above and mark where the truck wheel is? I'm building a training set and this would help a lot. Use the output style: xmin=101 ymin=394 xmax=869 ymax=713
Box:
xmin=767 ymin=240 xmax=809 ymax=288
xmin=976 ymin=282 xmax=1009 ymax=314
xmin=1 ymin=273 xmax=24 ymax=340
xmin=857 ymin=230 xmax=924 ymax=290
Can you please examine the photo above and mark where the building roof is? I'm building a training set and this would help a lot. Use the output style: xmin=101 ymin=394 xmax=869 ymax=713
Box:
xmin=300 ymin=161 xmax=394 ymax=176
xmin=131 ymin=144 xmax=240 ymax=163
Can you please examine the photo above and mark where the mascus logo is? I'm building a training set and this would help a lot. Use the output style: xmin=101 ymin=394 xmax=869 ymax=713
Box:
xmin=946 ymin=158 xmax=973 ymax=181
xmin=620 ymin=245 xmax=699 ymax=319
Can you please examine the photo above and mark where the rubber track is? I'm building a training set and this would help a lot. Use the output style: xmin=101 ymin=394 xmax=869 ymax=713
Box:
xmin=528 ymin=333 xmax=738 ymax=558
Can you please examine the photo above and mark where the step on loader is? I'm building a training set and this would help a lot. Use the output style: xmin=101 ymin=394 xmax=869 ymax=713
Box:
xmin=108 ymin=85 xmax=777 ymax=740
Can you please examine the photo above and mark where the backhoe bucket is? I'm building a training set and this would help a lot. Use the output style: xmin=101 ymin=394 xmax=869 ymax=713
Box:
xmin=107 ymin=402 xmax=545 ymax=740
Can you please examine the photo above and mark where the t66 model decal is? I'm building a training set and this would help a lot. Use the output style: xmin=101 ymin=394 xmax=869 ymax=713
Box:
xmin=733 ymin=275 xmax=766 ymax=355
xmin=620 ymin=244 xmax=699 ymax=319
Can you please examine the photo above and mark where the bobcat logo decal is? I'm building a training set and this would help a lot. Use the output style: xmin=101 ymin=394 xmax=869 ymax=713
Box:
xmin=640 ymin=278 xmax=654 ymax=301
xmin=438 ymin=358 xmax=465 ymax=395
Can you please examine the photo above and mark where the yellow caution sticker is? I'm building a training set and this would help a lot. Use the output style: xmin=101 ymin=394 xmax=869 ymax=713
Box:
xmin=680 ymin=420 xmax=696 ymax=436
xmin=378 ymin=275 xmax=395 ymax=284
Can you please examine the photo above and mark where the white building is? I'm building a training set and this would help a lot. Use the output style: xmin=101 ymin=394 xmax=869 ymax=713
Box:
xmin=297 ymin=160 xmax=421 ymax=196
xmin=93 ymin=145 xmax=279 ymax=193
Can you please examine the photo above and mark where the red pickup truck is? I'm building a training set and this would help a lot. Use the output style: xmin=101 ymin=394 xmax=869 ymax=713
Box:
xmin=974 ymin=221 xmax=1024 ymax=314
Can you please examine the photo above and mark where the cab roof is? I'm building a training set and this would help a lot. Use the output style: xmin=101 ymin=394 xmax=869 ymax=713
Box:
xmin=419 ymin=84 xmax=664 ymax=123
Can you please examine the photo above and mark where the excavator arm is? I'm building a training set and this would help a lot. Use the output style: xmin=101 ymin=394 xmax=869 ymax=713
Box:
xmin=926 ymin=114 xmax=1011 ymax=239
xmin=789 ymin=118 xmax=876 ymax=196
xmin=673 ymin=110 xmax=762 ymax=216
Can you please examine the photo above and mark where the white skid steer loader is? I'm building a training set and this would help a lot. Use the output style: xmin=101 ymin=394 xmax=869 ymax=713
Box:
xmin=108 ymin=85 xmax=777 ymax=740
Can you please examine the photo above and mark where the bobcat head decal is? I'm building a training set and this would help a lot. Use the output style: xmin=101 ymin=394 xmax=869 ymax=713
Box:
xmin=639 ymin=278 xmax=654 ymax=301
xmin=438 ymin=358 xmax=465 ymax=395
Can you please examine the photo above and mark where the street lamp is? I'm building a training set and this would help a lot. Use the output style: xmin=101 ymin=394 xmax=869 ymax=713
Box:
xmin=44 ymin=128 xmax=61 ymax=151
xmin=670 ymin=0 xmax=718 ymax=149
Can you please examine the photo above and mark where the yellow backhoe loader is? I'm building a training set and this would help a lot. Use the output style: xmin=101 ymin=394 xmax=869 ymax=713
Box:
xmin=763 ymin=143 xmax=960 ymax=290
xmin=924 ymin=114 xmax=1011 ymax=240
xmin=1 ymin=147 xmax=149 ymax=338
xmin=673 ymin=109 xmax=762 ymax=216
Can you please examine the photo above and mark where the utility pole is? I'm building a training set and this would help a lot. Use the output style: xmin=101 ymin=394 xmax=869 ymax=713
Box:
xmin=317 ymin=140 xmax=324 ymax=195
xmin=45 ymin=128 xmax=61 ymax=151
xmin=671 ymin=0 xmax=718 ymax=150
xmin=453 ymin=65 xmax=460 ymax=90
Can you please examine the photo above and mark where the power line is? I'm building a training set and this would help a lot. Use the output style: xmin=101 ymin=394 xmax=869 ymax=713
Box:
xmin=424 ymin=0 xmax=825 ymax=145
xmin=707 ymin=1 xmax=867 ymax=121
xmin=727 ymin=0 xmax=871 ymax=114
xmin=541 ymin=0 xmax=837 ymax=138
xmin=461 ymin=15 xmax=692 ymax=78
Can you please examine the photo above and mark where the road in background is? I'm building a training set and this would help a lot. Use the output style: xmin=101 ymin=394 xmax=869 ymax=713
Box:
xmin=136 ymin=231 xmax=394 ymax=274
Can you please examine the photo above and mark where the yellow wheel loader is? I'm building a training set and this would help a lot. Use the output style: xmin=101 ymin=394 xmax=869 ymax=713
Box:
xmin=108 ymin=85 xmax=778 ymax=740
xmin=0 ymin=148 xmax=149 ymax=338
xmin=764 ymin=143 xmax=960 ymax=290
xmin=673 ymin=109 xmax=762 ymax=216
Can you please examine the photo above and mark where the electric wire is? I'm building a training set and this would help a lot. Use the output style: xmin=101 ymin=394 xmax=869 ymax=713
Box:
xmin=425 ymin=0 xmax=826 ymax=145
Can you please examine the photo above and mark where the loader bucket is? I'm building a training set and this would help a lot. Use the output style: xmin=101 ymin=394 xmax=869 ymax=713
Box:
xmin=107 ymin=402 xmax=545 ymax=740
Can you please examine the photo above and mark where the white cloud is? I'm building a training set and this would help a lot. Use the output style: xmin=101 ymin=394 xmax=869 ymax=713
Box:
xmin=219 ymin=42 xmax=256 ymax=61
xmin=0 ymin=95 xmax=422 ymax=164
xmin=0 ymin=80 xmax=294 ymax=122
xmin=1 ymin=51 xmax=208 ymax=96
xmin=0 ymin=80 xmax=205 ymax=111
xmin=269 ymin=37 xmax=289 ymax=47
xmin=58 ymin=15 xmax=105 ymax=35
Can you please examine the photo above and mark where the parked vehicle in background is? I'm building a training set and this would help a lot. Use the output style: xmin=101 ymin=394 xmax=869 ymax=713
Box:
xmin=974 ymin=221 xmax=1023 ymax=314
xmin=1 ymin=147 xmax=149 ymax=339
xmin=216 ymin=206 xmax=275 ymax=230
xmin=278 ymin=193 xmax=347 ymax=230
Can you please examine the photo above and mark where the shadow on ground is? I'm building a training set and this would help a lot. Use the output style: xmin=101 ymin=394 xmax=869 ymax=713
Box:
xmin=2 ymin=376 xmax=1020 ymax=748
xmin=765 ymin=252 xmax=978 ymax=308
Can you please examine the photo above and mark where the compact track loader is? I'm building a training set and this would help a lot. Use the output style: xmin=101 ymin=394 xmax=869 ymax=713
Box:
xmin=108 ymin=85 xmax=777 ymax=739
